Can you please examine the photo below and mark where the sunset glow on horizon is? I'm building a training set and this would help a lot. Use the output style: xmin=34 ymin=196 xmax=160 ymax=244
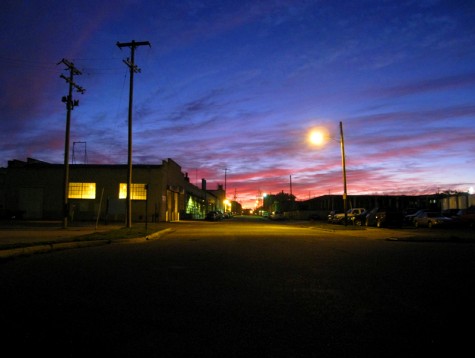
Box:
xmin=1 ymin=1 xmax=475 ymax=209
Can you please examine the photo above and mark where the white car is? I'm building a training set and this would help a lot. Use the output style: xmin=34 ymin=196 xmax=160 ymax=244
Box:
xmin=333 ymin=208 xmax=367 ymax=224
xmin=413 ymin=212 xmax=453 ymax=228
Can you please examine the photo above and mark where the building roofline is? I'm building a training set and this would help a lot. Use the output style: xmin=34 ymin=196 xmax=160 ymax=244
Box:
xmin=7 ymin=158 xmax=165 ymax=169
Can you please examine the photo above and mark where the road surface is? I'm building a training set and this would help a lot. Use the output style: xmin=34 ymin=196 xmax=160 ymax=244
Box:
xmin=1 ymin=216 xmax=474 ymax=357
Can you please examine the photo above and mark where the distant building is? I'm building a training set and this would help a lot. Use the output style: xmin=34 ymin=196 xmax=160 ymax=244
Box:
xmin=288 ymin=193 xmax=445 ymax=220
xmin=230 ymin=200 xmax=242 ymax=215
xmin=1 ymin=157 xmax=222 ymax=223
xmin=207 ymin=184 xmax=226 ymax=213
xmin=440 ymin=192 xmax=475 ymax=211
xmin=300 ymin=194 xmax=442 ymax=213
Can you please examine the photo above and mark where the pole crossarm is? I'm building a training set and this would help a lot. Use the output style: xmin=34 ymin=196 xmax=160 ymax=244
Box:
xmin=116 ymin=40 xmax=151 ymax=49
xmin=58 ymin=59 xmax=85 ymax=110
xmin=57 ymin=58 xmax=82 ymax=75
xmin=122 ymin=58 xmax=141 ymax=73
xmin=59 ymin=74 xmax=85 ymax=93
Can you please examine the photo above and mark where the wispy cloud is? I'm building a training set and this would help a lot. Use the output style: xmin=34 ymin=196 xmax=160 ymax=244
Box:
xmin=367 ymin=73 xmax=475 ymax=98
xmin=2 ymin=0 xmax=475 ymax=208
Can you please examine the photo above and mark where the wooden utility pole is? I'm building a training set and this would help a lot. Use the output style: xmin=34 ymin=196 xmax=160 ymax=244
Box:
xmin=339 ymin=121 xmax=348 ymax=226
xmin=290 ymin=175 xmax=293 ymax=196
xmin=224 ymin=168 xmax=229 ymax=191
xmin=116 ymin=40 xmax=151 ymax=228
xmin=58 ymin=59 xmax=85 ymax=229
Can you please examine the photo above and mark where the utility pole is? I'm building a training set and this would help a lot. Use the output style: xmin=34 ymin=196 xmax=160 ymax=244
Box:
xmin=58 ymin=59 xmax=85 ymax=229
xmin=116 ymin=40 xmax=151 ymax=228
xmin=290 ymin=175 xmax=292 ymax=196
xmin=224 ymin=168 xmax=229 ymax=192
xmin=340 ymin=121 xmax=348 ymax=226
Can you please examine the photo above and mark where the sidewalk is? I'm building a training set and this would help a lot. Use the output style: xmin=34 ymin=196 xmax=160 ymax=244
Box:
xmin=0 ymin=220 xmax=172 ymax=260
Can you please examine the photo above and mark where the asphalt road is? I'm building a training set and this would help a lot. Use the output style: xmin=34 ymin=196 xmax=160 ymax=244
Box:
xmin=1 ymin=216 xmax=474 ymax=357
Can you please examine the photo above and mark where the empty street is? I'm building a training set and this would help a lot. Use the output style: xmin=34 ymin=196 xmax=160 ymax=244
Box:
xmin=1 ymin=216 xmax=474 ymax=357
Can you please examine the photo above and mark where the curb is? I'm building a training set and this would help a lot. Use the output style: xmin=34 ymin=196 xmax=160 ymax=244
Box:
xmin=110 ymin=228 xmax=174 ymax=244
xmin=0 ymin=228 xmax=173 ymax=260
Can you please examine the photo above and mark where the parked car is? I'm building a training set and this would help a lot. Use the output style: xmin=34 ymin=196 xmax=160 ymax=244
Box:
xmin=413 ymin=212 xmax=453 ymax=228
xmin=333 ymin=208 xmax=366 ymax=225
xmin=404 ymin=209 xmax=429 ymax=226
xmin=364 ymin=207 xmax=379 ymax=226
xmin=442 ymin=209 xmax=460 ymax=219
xmin=327 ymin=210 xmax=343 ymax=223
xmin=353 ymin=209 xmax=372 ymax=226
xmin=308 ymin=213 xmax=321 ymax=221
xmin=375 ymin=210 xmax=404 ymax=228
xmin=454 ymin=206 xmax=475 ymax=228
xmin=223 ymin=212 xmax=233 ymax=219
xmin=270 ymin=211 xmax=285 ymax=220
xmin=205 ymin=211 xmax=222 ymax=221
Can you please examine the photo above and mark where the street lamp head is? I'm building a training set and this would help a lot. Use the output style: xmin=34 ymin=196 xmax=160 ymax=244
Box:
xmin=309 ymin=131 xmax=324 ymax=145
xmin=308 ymin=127 xmax=330 ymax=146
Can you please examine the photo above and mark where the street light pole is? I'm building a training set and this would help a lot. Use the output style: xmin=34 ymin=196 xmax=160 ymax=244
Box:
xmin=339 ymin=121 xmax=348 ymax=226
xmin=308 ymin=122 xmax=348 ymax=225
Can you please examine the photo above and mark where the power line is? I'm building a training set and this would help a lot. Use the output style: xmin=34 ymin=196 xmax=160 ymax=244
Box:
xmin=0 ymin=56 xmax=57 ymax=69
xmin=0 ymin=56 xmax=125 ymax=74
xmin=72 ymin=141 xmax=87 ymax=164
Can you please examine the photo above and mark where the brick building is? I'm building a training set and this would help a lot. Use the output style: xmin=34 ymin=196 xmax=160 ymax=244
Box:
xmin=1 ymin=158 xmax=223 ymax=223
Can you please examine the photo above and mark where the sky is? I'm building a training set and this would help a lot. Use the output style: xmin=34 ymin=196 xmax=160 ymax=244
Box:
xmin=1 ymin=0 xmax=475 ymax=208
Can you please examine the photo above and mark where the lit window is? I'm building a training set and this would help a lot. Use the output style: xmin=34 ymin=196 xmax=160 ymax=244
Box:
xmin=69 ymin=183 xmax=96 ymax=199
xmin=119 ymin=183 xmax=147 ymax=200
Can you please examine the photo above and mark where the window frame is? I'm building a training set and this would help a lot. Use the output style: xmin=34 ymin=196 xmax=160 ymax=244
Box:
xmin=119 ymin=183 xmax=147 ymax=200
xmin=68 ymin=182 xmax=96 ymax=199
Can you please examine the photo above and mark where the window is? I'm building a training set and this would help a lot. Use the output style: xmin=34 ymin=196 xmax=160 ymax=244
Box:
xmin=119 ymin=183 xmax=147 ymax=200
xmin=69 ymin=183 xmax=96 ymax=199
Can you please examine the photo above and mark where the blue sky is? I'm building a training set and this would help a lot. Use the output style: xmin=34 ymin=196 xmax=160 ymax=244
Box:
xmin=1 ymin=0 xmax=474 ymax=207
